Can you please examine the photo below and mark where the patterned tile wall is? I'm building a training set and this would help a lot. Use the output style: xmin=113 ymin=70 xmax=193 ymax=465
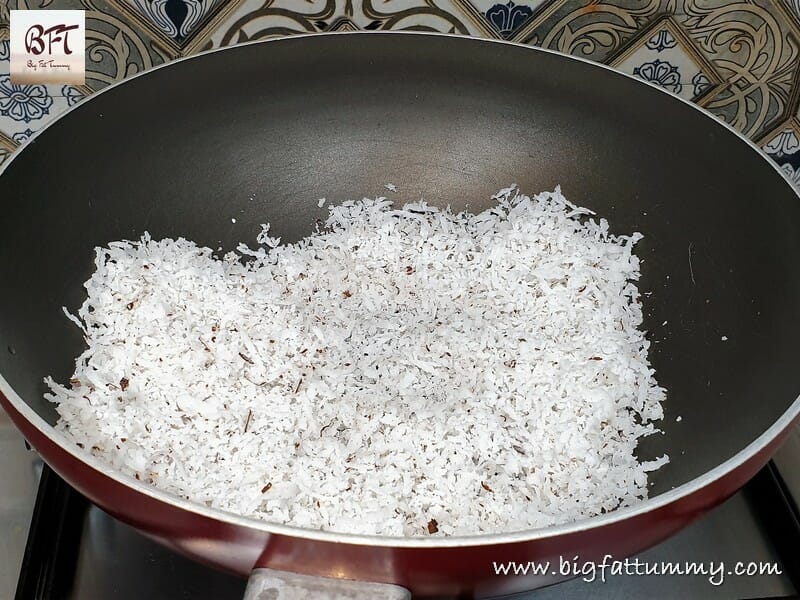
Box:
xmin=1 ymin=0 xmax=800 ymax=183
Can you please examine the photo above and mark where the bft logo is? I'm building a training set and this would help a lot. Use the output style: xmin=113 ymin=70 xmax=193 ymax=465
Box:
xmin=25 ymin=24 xmax=81 ymax=56
xmin=10 ymin=11 xmax=85 ymax=85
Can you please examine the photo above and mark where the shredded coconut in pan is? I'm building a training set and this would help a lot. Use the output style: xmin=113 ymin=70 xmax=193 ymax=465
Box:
xmin=46 ymin=186 xmax=667 ymax=536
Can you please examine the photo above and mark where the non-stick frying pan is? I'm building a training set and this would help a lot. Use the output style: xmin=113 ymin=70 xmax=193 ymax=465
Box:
xmin=1 ymin=32 xmax=799 ymax=599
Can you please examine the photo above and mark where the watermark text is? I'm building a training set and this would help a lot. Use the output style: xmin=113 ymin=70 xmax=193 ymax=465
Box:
xmin=493 ymin=555 xmax=782 ymax=586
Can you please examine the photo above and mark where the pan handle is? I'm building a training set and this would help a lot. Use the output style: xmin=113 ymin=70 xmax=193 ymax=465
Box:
xmin=243 ymin=568 xmax=412 ymax=600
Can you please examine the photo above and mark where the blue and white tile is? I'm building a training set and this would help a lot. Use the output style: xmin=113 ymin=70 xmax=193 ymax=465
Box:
xmin=613 ymin=23 xmax=718 ymax=102
xmin=761 ymin=124 xmax=800 ymax=189
xmin=0 ymin=75 xmax=88 ymax=150
xmin=0 ymin=34 xmax=89 ymax=146
xmin=0 ymin=77 xmax=64 ymax=141
xmin=61 ymin=84 xmax=86 ymax=107
xmin=465 ymin=0 xmax=545 ymax=38
xmin=0 ymin=41 xmax=14 ymax=159
xmin=130 ymin=0 xmax=222 ymax=41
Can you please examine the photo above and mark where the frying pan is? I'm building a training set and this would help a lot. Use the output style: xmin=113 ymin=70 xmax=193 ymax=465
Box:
xmin=1 ymin=32 xmax=800 ymax=599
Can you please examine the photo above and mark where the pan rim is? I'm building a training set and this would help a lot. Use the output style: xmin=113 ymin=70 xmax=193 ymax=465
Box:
xmin=1 ymin=30 xmax=799 ymax=549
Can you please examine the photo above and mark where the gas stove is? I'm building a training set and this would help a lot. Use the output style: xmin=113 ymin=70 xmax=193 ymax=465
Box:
xmin=2 ymin=421 xmax=799 ymax=600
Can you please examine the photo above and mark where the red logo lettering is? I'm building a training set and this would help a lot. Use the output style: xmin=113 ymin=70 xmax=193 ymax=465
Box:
xmin=24 ymin=23 xmax=79 ymax=55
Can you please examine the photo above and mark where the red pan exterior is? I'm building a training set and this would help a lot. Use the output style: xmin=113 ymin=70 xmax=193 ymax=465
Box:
xmin=2 ymin=390 xmax=797 ymax=598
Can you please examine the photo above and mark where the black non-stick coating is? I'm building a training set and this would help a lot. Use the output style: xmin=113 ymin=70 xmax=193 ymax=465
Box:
xmin=1 ymin=33 xmax=799 ymax=498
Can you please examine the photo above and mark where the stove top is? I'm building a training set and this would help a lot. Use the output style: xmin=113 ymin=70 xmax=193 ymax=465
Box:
xmin=3 ymin=422 xmax=800 ymax=600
